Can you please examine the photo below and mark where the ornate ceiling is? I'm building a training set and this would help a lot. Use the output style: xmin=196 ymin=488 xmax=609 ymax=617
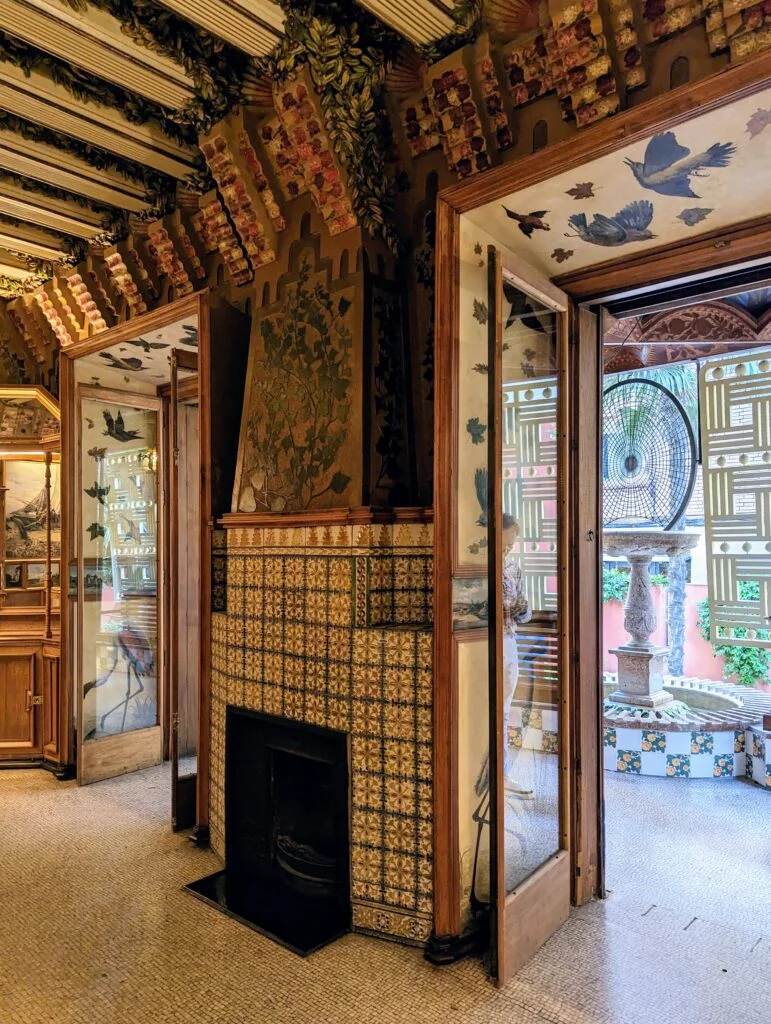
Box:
xmin=0 ymin=0 xmax=463 ymax=297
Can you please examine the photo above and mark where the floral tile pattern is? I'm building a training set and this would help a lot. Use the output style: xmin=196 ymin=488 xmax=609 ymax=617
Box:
xmin=617 ymin=750 xmax=642 ymax=774
xmin=521 ymin=706 xmax=543 ymax=730
xmin=210 ymin=528 xmax=434 ymax=944
xmin=666 ymin=754 xmax=690 ymax=778
xmin=641 ymin=730 xmax=666 ymax=753
xmin=691 ymin=732 xmax=714 ymax=755
xmin=753 ymin=735 xmax=766 ymax=760
xmin=542 ymin=730 xmax=559 ymax=754
xmin=604 ymin=727 xmax=617 ymax=748
xmin=713 ymin=754 xmax=734 ymax=778
xmin=734 ymin=730 xmax=746 ymax=753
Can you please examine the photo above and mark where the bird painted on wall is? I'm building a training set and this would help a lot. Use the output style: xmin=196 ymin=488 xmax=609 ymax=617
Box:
xmin=83 ymin=624 xmax=155 ymax=736
xmin=567 ymin=200 xmax=655 ymax=247
xmin=624 ymin=131 xmax=735 ymax=198
xmin=86 ymin=521 xmax=106 ymax=541
xmin=503 ymin=279 xmax=550 ymax=334
xmin=501 ymin=206 xmax=550 ymax=237
xmin=125 ymin=338 xmax=169 ymax=353
xmin=84 ymin=482 xmax=110 ymax=505
xmin=103 ymin=409 xmax=142 ymax=443
xmin=474 ymin=467 xmax=489 ymax=527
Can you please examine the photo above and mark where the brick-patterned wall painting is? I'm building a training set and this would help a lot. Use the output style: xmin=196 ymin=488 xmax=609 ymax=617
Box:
xmin=210 ymin=521 xmax=434 ymax=945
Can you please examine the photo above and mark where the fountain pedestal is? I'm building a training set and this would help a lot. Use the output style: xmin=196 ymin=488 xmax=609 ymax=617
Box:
xmin=604 ymin=530 xmax=699 ymax=710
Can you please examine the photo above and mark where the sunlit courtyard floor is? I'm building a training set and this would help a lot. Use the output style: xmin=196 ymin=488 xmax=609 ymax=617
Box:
xmin=0 ymin=765 xmax=769 ymax=1024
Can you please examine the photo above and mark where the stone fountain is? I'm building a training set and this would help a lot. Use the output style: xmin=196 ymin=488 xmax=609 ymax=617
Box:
xmin=603 ymin=529 xmax=700 ymax=709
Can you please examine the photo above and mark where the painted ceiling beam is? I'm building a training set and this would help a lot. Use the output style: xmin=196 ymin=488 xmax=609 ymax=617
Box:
xmin=0 ymin=138 xmax=150 ymax=212
xmin=0 ymin=187 xmax=105 ymax=238
xmin=0 ymin=64 xmax=198 ymax=178
xmin=157 ymin=0 xmax=284 ymax=57
xmin=0 ymin=258 xmax=38 ymax=281
xmin=0 ymin=226 xmax=69 ymax=262
xmin=356 ymin=0 xmax=455 ymax=45
xmin=0 ymin=128 xmax=148 ymax=198
xmin=0 ymin=0 xmax=196 ymax=110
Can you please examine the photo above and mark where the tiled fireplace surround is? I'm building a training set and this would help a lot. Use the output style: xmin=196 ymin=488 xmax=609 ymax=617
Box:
xmin=209 ymin=516 xmax=434 ymax=946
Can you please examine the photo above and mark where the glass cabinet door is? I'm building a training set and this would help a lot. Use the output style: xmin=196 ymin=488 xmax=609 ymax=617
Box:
xmin=76 ymin=389 xmax=163 ymax=783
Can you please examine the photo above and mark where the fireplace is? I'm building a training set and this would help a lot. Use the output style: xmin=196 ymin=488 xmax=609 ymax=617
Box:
xmin=187 ymin=706 xmax=351 ymax=955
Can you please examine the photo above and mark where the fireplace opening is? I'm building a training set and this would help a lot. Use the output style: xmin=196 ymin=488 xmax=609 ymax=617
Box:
xmin=187 ymin=707 xmax=351 ymax=956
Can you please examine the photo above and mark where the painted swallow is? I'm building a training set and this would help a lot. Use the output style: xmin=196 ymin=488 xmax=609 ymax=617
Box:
xmin=103 ymin=409 xmax=142 ymax=443
xmin=87 ymin=522 xmax=106 ymax=541
xmin=99 ymin=352 xmax=144 ymax=372
xmin=125 ymin=338 xmax=169 ymax=353
xmin=84 ymin=482 xmax=110 ymax=506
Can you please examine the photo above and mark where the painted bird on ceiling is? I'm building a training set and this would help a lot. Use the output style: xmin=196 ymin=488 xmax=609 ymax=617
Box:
xmin=624 ymin=131 xmax=735 ymax=198
xmin=502 ymin=206 xmax=550 ymax=237
xmin=503 ymin=279 xmax=550 ymax=334
xmin=103 ymin=409 xmax=142 ymax=443
xmin=125 ymin=338 xmax=169 ymax=353
xmin=99 ymin=351 xmax=144 ymax=372
xmin=567 ymin=200 xmax=655 ymax=247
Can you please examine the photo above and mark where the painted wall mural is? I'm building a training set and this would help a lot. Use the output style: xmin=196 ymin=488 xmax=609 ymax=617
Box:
xmin=466 ymin=87 xmax=771 ymax=276
xmin=234 ymin=241 xmax=361 ymax=513
xmin=3 ymin=460 xmax=60 ymax=560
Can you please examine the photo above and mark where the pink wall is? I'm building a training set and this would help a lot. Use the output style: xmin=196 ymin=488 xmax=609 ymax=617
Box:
xmin=602 ymin=583 xmax=726 ymax=680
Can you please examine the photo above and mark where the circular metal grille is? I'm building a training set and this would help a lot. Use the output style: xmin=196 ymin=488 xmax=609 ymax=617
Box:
xmin=602 ymin=378 xmax=697 ymax=530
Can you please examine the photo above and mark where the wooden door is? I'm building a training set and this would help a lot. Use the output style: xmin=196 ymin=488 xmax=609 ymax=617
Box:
xmin=0 ymin=644 xmax=41 ymax=758
xmin=487 ymin=247 xmax=572 ymax=985
xmin=76 ymin=387 xmax=163 ymax=784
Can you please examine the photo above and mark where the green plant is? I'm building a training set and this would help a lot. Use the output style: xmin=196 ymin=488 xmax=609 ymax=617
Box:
xmin=602 ymin=566 xmax=667 ymax=603
xmin=697 ymin=597 xmax=771 ymax=687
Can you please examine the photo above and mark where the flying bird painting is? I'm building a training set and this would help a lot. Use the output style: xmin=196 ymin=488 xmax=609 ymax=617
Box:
xmin=103 ymin=409 xmax=142 ymax=443
xmin=84 ymin=482 xmax=110 ymax=505
xmin=474 ymin=467 xmax=489 ymax=528
xmin=503 ymin=279 xmax=551 ymax=333
xmin=87 ymin=522 xmax=106 ymax=541
xmin=567 ymin=200 xmax=655 ymax=247
xmin=624 ymin=131 xmax=735 ymax=198
xmin=502 ymin=206 xmax=550 ymax=237
xmin=677 ymin=207 xmax=712 ymax=226
xmin=87 ymin=446 xmax=107 ymax=460
xmin=100 ymin=352 xmax=145 ymax=372
xmin=125 ymin=338 xmax=170 ymax=353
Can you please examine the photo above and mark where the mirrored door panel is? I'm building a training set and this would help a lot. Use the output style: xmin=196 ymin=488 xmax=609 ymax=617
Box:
xmin=77 ymin=389 xmax=163 ymax=783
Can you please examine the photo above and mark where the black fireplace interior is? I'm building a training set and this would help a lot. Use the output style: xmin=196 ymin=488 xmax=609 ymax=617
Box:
xmin=186 ymin=707 xmax=351 ymax=956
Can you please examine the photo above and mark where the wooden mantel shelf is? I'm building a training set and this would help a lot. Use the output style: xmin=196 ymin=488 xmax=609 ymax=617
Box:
xmin=217 ymin=506 xmax=434 ymax=529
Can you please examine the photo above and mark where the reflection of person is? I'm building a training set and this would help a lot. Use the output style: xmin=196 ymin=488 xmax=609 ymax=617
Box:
xmin=502 ymin=514 xmax=532 ymax=797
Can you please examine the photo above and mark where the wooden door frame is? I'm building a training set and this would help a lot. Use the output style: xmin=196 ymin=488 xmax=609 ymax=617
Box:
xmin=433 ymin=52 xmax=771 ymax=942
xmin=59 ymin=293 xmax=213 ymax=830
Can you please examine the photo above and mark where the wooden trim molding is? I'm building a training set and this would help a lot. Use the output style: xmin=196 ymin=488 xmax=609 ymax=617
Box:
xmin=218 ymin=506 xmax=434 ymax=529
xmin=433 ymin=196 xmax=461 ymax=939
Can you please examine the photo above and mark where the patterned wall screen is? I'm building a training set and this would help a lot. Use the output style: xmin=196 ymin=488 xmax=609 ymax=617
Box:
xmin=502 ymin=377 xmax=558 ymax=613
xmin=700 ymin=352 xmax=771 ymax=647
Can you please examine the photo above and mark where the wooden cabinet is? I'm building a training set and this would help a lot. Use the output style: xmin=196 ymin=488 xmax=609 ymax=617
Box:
xmin=0 ymin=643 xmax=41 ymax=758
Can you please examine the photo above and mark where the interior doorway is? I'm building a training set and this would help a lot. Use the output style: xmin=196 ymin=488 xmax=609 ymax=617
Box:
xmin=597 ymin=278 xmax=771 ymax=934
xmin=60 ymin=309 xmax=202 ymax=830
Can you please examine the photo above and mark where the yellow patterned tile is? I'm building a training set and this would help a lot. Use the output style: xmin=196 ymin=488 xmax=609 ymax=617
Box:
xmin=384 ymin=666 xmax=414 ymax=704
xmin=352 ymin=735 xmax=383 ymax=770
xmin=352 ymin=700 xmax=382 ymax=736
xmin=383 ymin=851 xmax=416 ymax=889
xmin=384 ymin=816 xmax=417 ymax=853
xmin=328 ymin=627 xmax=352 ymax=662
xmin=327 ymin=698 xmax=350 ymax=730
xmin=307 ymin=692 xmax=328 ymax=724
xmin=353 ymin=772 xmax=383 ymax=809
xmin=383 ymin=703 xmax=415 ymax=741
xmin=385 ymin=777 xmax=416 ymax=816
xmin=284 ymin=690 xmax=304 ymax=719
xmin=384 ymin=739 xmax=416 ymax=777
xmin=263 ymin=686 xmax=282 ymax=715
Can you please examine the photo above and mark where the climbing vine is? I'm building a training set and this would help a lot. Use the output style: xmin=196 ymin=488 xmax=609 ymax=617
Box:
xmin=260 ymin=2 xmax=403 ymax=253
xmin=62 ymin=0 xmax=248 ymax=132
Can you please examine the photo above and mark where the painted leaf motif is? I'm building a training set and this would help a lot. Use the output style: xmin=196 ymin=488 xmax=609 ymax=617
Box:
xmin=551 ymin=248 xmax=573 ymax=264
xmin=566 ymin=182 xmax=595 ymax=200
xmin=677 ymin=207 xmax=712 ymax=227
xmin=473 ymin=298 xmax=488 ymax=324
xmin=746 ymin=108 xmax=771 ymax=138
xmin=329 ymin=471 xmax=351 ymax=494
xmin=466 ymin=417 xmax=487 ymax=444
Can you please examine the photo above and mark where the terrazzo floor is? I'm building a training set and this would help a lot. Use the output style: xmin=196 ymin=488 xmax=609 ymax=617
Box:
xmin=0 ymin=765 xmax=769 ymax=1024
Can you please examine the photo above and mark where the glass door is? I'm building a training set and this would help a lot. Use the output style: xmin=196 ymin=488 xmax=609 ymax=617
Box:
xmin=76 ymin=387 xmax=163 ymax=784
xmin=487 ymin=246 xmax=571 ymax=984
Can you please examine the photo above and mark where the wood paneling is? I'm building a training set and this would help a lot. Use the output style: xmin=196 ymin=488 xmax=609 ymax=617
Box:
xmin=42 ymin=645 xmax=61 ymax=763
xmin=500 ymin=852 xmax=570 ymax=982
xmin=79 ymin=725 xmax=162 ymax=785
xmin=0 ymin=644 xmax=38 ymax=754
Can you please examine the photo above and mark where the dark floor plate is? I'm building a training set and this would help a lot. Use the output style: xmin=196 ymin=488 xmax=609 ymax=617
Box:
xmin=183 ymin=870 xmax=350 ymax=957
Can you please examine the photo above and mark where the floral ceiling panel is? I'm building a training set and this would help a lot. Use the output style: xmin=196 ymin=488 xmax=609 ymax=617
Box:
xmin=465 ymin=88 xmax=771 ymax=278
